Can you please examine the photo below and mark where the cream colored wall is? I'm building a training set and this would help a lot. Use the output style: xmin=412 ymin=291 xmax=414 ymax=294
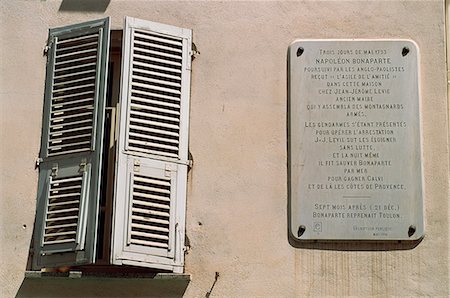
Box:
xmin=1 ymin=1 xmax=448 ymax=297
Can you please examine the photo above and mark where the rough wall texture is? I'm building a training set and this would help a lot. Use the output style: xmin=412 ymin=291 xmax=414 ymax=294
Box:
xmin=0 ymin=1 xmax=448 ymax=297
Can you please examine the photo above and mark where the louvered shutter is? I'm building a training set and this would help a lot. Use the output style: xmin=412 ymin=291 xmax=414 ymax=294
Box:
xmin=111 ymin=17 xmax=191 ymax=273
xmin=32 ymin=18 xmax=110 ymax=269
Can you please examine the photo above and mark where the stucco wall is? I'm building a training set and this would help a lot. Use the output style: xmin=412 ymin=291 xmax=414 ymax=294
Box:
xmin=1 ymin=0 xmax=448 ymax=297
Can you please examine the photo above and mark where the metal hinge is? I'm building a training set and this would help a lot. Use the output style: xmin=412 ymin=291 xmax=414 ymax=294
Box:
xmin=44 ymin=38 xmax=54 ymax=57
xmin=164 ymin=164 xmax=172 ymax=177
xmin=134 ymin=159 xmax=140 ymax=172
xmin=190 ymin=43 xmax=200 ymax=59
xmin=187 ymin=151 xmax=194 ymax=171
xmin=51 ymin=163 xmax=58 ymax=177
xmin=79 ymin=158 xmax=87 ymax=173
xmin=35 ymin=157 xmax=43 ymax=169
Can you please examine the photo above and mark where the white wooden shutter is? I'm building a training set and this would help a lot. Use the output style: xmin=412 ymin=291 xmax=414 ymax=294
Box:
xmin=111 ymin=17 xmax=191 ymax=273
xmin=32 ymin=18 xmax=110 ymax=269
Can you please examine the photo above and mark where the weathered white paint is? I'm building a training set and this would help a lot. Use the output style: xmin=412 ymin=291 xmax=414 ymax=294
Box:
xmin=1 ymin=1 xmax=448 ymax=297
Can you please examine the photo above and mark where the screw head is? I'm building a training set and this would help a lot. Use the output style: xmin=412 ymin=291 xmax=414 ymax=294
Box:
xmin=402 ymin=47 xmax=410 ymax=56
xmin=408 ymin=225 xmax=416 ymax=237
xmin=297 ymin=225 xmax=306 ymax=237
xmin=297 ymin=47 xmax=304 ymax=57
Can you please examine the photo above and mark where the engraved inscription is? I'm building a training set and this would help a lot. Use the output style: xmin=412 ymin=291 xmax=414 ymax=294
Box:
xmin=289 ymin=40 xmax=423 ymax=240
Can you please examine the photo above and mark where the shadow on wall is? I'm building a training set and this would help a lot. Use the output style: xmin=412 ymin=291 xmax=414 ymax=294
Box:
xmin=59 ymin=0 xmax=111 ymax=12
xmin=16 ymin=273 xmax=189 ymax=298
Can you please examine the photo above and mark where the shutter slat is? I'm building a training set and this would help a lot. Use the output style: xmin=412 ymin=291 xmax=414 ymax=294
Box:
xmin=132 ymin=74 xmax=181 ymax=89
xmin=131 ymin=207 xmax=169 ymax=218
xmin=128 ymin=139 xmax=179 ymax=153
xmin=51 ymin=111 xmax=93 ymax=122
xmin=54 ymin=62 xmax=97 ymax=74
xmin=131 ymin=81 xmax=181 ymax=96
xmin=130 ymin=190 xmax=171 ymax=203
xmin=47 ymin=207 xmax=79 ymax=215
xmin=130 ymin=95 xmax=180 ymax=110
xmin=49 ymin=133 xmax=92 ymax=143
xmin=128 ymin=124 xmax=179 ymax=138
xmin=49 ymin=184 xmax=81 ymax=192
xmin=130 ymin=109 xmax=180 ymax=123
xmin=132 ymin=199 xmax=170 ymax=210
xmin=130 ymin=230 xmax=169 ymax=241
xmin=49 ymin=147 xmax=92 ymax=156
xmin=51 ymin=176 xmax=82 ymax=184
xmin=49 ymin=192 xmax=81 ymax=199
xmin=54 ymin=69 xmax=96 ymax=81
xmin=132 ymin=53 xmax=181 ymax=68
xmin=48 ymin=140 xmax=91 ymax=151
xmin=52 ymin=104 xmax=92 ymax=114
xmin=46 ymin=215 xmax=79 ymax=222
xmin=56 ymin=47 xmax=98 ymax=59
xmin=130 ymin=101 xmax=180 ymax=116
xmin=44 ymin=230 xmax=77 ymax=237
xmin=134 ymin=39 xmax=183 ymax=54
xmin=127 ymin=146 xmax=178 ymax=158
xmin=131 ymin=222 xmax=169 ymax=233
xmin=53 ymin=76 xmax=96 ymax=88
xmin=133 ymin=184 xmax=171 ymax=195
xmin=51 ymin=117 xmax=92 ymax=127
xmin=129 ymin=238 xmax=168 ymax=249
xmin=44 ymin=222 xmax=78 ymax=230
xmin=133 ymin=46 xmax=182 ymax=61
xmin=50 ymin=125 xmax=93 ymax=136
xmin=134 ymin=31 xmax=182 ymax=47
xmin=128 ymin=131 xmax=179 ymax=145
xmin=52 ymin=83 xmax=96 ymax=94
xmin=56 ymin=41 xmax=98 ymax=55
xmin=133 ymin=60 xmax=181 ymax=74
xmin=133 ymin=67 xmax=181 ymax=81
xmin=128 ymin=114 xmax=179 ymax=130
xmin=52 ymin=90 xmax=94 ymax=101
xmin=57 ymin=33 xmax=99 ymax=45
xmin=131 ymin=214 xmax=170 ymax=225
xmin=130 ymin=88 xmax=181 ymax=104
xmin=54 ymin=55 xmax=98 ymax=67
xmin=48 ymin=200 xmax=80 ymax=207
xmin=134 ymin=175 xmax=171 ymax=187
xmin=43 ymin=238 xmax=77 ymax=245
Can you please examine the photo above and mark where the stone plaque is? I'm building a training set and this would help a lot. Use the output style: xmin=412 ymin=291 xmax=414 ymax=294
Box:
xmin=288 ymin=40 xmax=424 ymax=241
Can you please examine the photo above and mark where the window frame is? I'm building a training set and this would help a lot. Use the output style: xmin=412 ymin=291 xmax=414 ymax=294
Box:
xmin=32 ymin=16 xmax=192 ymax=273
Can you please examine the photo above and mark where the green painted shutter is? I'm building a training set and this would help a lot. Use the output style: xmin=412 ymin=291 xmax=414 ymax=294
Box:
xmin=111 ymin=17 xmax=191 ymax=273
xmin=32 ymin=18 xmax=110 ymax=269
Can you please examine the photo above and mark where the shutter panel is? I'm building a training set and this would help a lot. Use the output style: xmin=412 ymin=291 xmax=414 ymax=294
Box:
xmin=33 ymin=18 xmax=110 ymax=269
xmin=112 ymin=158 xmax=187 ymax=271
xmin=112 ymin=17 xmax=191 ymax=272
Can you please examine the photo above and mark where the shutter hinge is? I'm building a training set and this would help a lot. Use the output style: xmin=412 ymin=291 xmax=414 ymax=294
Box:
xmin=134 ymin=160 xmax=140 ymax=172
xmin=44 ymin=38 xmax=54 ymax=57
xmin=35 ymin=157 xmax=43 ymax=169
xmin=79 ymin=158 xmax=87 ymax=173
xmin=51 ymin=163 xmax=58 ymax=177
xmin=164 ymin=164 xmax=172 ymax=177
xmin=190 ymin=43 xmax=200 ymax=60
xmin=183 ymin=234 xmax=191 ymax=254
xmin=188 ymin=151 xmax=194 ymax=171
